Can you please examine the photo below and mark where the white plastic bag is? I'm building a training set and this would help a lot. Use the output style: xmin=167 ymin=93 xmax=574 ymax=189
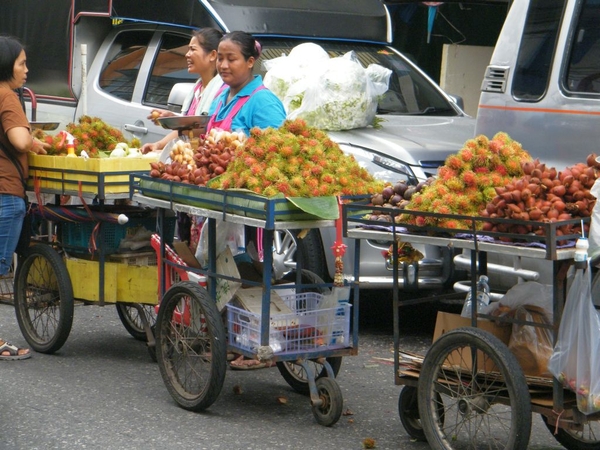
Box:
xmin=264 ymin=44 xmax=391 ymax=131
xmin=194 ymin=218 xmax=245 ymax=268
xmin=548 ymin=268 xmax=600 ymax=414
xmin=588 ymin=178 xmax=600 ymax=259
xmin=486 ymin=281 xmax=554 ymax=377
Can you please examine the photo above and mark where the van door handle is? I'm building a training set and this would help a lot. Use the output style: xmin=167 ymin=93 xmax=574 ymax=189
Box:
xmin=123 ymin=121 xmax=148 ymax=135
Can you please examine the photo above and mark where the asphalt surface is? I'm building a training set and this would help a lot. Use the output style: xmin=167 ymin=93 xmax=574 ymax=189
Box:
xmin=0 ymin=291 xmax=566 ymax=450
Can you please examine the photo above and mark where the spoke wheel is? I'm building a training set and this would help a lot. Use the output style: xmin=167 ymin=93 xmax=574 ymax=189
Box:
xmin=155 ymin=281 xmax=226 ymax=411
xmin=116 ymin=303 xmax=157 ymax=341
xmin=14 ymin=244 xmax=74 ymax=354
xmin=312 ymin=377 xmax=343 ymax=427
xmin=541 ymin=414 xmax=600 ymax=450
xmin=418 ymin=327 xmax=532 ymax=450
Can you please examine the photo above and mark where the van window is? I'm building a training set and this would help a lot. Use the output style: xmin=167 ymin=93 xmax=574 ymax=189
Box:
xmin=565 ymin=0 xmax=600 ymax=93
xmin=143 ymin=33 xmax=196 ymax=106
xmin=512 ymin=0 xmax=566 ymax=101
xmin=99 ymin=31 xmax=154 ymax=102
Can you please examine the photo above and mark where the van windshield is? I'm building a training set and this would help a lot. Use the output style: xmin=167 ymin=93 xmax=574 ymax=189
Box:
xmin=256 ymin=39 xmax=459 ymax=116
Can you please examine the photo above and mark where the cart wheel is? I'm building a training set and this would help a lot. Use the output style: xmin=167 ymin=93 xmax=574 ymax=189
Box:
xmin=312 ymin=377 xmax=343 ymax=427
xmin=14 ymin=244 xmax=74 ymax=354
xmin=418 ymin=327 xmax=532 ymax=449
xmin=398 ymin=385 xmax=444 ymax=441
xmin=155 ymin=281 xmax=226 ymax=411
xmin=541 ymin=413 xmax=600 ymax=449
xmin=277 ymin=357 xmax=342 ymax=396
xmin=116 ymin=303 xmax=157 ymax=341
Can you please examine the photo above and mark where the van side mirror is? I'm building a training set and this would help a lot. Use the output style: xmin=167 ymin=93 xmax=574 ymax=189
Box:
xmin=448 ymin=94 xmax=465 ymax=111
xmin=167 ymin=82 xmax=195 ymax=113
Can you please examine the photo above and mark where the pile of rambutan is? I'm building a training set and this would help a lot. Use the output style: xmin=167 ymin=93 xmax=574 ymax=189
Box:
xmin=211 ymin=119 xmax=384 ymax=197
xmin=399 ymin=132 xmax=532 ymax=229
xmin=33 ymin=115 xmax=141 ymax=157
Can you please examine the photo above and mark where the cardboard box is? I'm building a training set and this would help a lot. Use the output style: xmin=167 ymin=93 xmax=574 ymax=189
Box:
xmin=172 ymin=241 xmax=201 ymax=269
xmin=432 ymin=311 xmax=512 ymax=372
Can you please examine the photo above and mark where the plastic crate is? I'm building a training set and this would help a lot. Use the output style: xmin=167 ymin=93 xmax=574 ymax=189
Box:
xmin=61 ymin=215 xmax=175 ymax=255
xmin=227 ymin=292 xmax=351 ymax=355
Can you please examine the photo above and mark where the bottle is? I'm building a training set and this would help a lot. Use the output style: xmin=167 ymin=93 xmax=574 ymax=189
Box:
xmin=461 ymin=275 xmax=491 ymax=318
xmin=574 ymin=237 xmax=589 ymax=263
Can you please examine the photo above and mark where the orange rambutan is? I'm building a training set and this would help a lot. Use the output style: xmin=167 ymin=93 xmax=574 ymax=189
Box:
xmin=438 ymin=166 xmax=457 ymax=181
xmin=321 ymin=173 xmax=335 ymax=184
xmin=264 ymin=166 xmax=282 ymax=181
xmin=460 ymin=147 xmax=474 ymax=163
xmin=461 ymin=170 xmax=477 ymax=187
xmin=445 ymin=154 xmax=463 ymax=171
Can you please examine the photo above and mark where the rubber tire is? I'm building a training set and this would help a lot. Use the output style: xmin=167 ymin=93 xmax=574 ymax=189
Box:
xmin=155 ymin=281 xmax=226 ymax=411
xmin=398 ymin=386 xmax=445 ymax=442
xmin=278 ymin=357 xmax=343 ymax=396
xmin=271 ymin=228 xmax=330 ymax=283
xmin=541 ymin=414 xmax=600 ymax=450
xmin=14 ymin=244 xmax=74 ymax=354
xmin=276 ymin=269 xmax=341 ymax=395
xmin=116 ymin=303 xmax=157 ymax=341
xmin=418 ymin=327 xmax=532 ymax=450
xmin=312 ymin=377 xmax=344 ymax=427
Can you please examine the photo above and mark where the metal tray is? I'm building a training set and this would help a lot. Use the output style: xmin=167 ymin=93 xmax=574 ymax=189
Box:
xmin=31 ymin=121 xmax=60 ymax=131
xmin=157 ymin=115 xmax=210 ymax=131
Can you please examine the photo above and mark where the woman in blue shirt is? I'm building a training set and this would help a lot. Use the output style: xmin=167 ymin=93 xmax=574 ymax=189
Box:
xmin=207 ymin=31 xmax=286 ymax=135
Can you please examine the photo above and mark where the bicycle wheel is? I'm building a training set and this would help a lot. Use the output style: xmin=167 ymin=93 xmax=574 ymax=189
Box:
xmin=312 ymin=377 xmax=343 ymax=427
xmin=418 ymin=327 xmax=532 ymax=450
xmin=14 ymin=244 xmax=74 ymax=354
xmin=116 ymin=303 xmax=157 ymax=341
xmin=155 ymin=281 xmax=226 ymax=411
xmin=541 ymin=414 xmax=600 ymax=450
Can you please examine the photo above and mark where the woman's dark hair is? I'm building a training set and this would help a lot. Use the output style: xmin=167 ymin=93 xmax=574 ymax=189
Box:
xmin=0 ymin=36 xmax=24 ymax=82
xmin=221 ymin=31 xmax=261 ymax=60
xmin=192 ymin=27 xmax=224 ymax=53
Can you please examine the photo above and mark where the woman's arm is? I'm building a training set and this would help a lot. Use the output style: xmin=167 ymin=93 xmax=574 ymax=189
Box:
xmin=6 ymin=126 xmax=47 ymax=154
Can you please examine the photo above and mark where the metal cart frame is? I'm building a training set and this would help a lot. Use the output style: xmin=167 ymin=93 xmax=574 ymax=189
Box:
xmin=343 ymin=202 xmax=600 ymax=449
xmin=131 ymin=174 xmax=359 ymax=426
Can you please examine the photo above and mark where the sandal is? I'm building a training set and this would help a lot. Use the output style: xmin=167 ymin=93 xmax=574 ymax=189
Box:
xmin=0 ymin=340 xmax=32 ymax=361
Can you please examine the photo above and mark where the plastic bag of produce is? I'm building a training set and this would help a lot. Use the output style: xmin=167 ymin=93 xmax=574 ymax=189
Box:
xmin=548 ymin=267 xmax=600 ymax=414
xmin=262 ymin=43 xmax=329 ymax=102
xmin=264 ymin=43 xmax=391 ymax=131
xmin=488 ymin=281 xmax=554 ymax=377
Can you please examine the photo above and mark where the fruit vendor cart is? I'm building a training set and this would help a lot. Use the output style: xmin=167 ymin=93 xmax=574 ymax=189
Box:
xmin=128 ymin=173 xmax=358 ymax=426
xmin=343 ymin=201 xmax=600 ymax=449
xmin=14 ymin=153 xmax=172 ymax=353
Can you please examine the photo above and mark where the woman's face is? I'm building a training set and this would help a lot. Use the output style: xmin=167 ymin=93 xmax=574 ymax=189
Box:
xmin=10 ymin=50 xmax=28 ymax=89
xmin=217 ymin=39 xmax=254 ymax=89
xmin=185 ymin=36 xmax=215 ymax=75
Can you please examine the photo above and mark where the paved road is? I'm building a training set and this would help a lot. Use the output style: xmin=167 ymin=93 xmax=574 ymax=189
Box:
xmin=0 ymin=292 xmax=565 ymax=450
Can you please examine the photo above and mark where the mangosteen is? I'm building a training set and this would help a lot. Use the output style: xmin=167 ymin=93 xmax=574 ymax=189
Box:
xmin=404 ymin=186 xmax=416 ymax=200
xmin=382 ymin=186 xmax=394 ymax=200
xmin=393 ymin=182 xmax=408 ymax=196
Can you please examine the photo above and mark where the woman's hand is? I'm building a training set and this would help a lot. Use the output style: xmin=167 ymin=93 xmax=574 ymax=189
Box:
xmin=140 ymin=142 xmax=160 ymax=155
xmin=31 ymin=138 xmax=49 ymax=155
xmin=147 ymin=109 xmax=176 ymax=125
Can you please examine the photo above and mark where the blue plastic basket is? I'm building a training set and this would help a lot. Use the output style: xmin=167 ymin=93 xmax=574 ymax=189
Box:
xmin=61 ymin=215 xmax=175 ymax=255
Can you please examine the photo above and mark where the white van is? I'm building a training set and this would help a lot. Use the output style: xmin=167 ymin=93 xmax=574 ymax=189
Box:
xmin=476 ymin=0 xmax=600 ymax=171
xmin=454 ymin=0 xmax=600 ymax=290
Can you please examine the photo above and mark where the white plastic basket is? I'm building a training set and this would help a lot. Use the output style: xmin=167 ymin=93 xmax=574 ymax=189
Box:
xmin=227 ymin=292 xmax=351 ymax=354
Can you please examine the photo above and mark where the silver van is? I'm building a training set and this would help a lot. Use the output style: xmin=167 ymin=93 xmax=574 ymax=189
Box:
xmin=476 ymin=0 xmax=600 ymax=171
